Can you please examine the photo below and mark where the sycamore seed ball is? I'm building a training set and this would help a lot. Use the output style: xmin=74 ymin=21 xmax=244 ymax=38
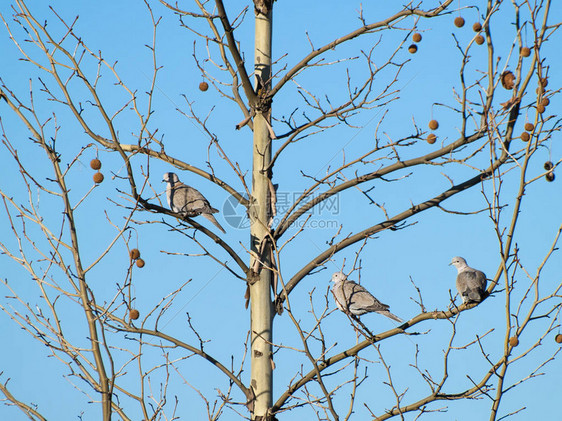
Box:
xmin=537 ymin=104 xmax=545 ymax=114
xmin=130 ymin=309 xmax=140 ymax=320
xmin=427 ymin=134 xmax=437 ymax=144
xmin=93 ymin=172 xmax=104 ymax=184
xmin=544 ymin=161 xmax=553 ymax=171
xmin=454 ymin=17 xmax=465 ymax=28
xmin=412 ymin=33 xmax=422 ymax=43
xmin=408 ymin=44 xmax=418 ymax=54
xmin=521 ymin=47 xmax=531 ymax=57
xmin=546 ymin=172 xmax=555 ymax=182
xmin=520 ymin=132 xmax=530 ymax=142
xmin=428 ymin=119 xmax=439 ymax=130
xmin=199 ymin=81 xmax=209 ymax=92
xmin=130 ymin=248 xmax=141 ymax=260
xmin=475 ymin=35 xmax=485 ymax=45
xmin=509 ymin=336 xmax=519 ymax=347
xmin=90 ymin=159 xmax=101 ymax=170
xmin=555 ymin=334 xmax=562 ymax=344
xmin=472 ymin=22 xmax=482 ymax=32
xmin=136 ymin=258 xmax=145 ymax=268
xmin=501 ymin=71 xmax=515 ymax=90
xmin=524 ymin=122 xmax=534 ymax=132
xmin=541 ymin=98 xmax=550 ymax=107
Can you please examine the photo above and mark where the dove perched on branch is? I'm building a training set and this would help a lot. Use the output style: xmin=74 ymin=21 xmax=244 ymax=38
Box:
xmin=331 ymin=272 xmax=403 ymax=322
xmin=162 ymin=172 xmax=226 ymax=234
xmin=450 ymin=256 xmax=487 ymax=304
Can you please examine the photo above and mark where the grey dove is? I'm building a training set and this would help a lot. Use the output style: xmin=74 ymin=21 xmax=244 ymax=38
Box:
xmin=450 ymin=256 xmax=487 ymax=304
xmin=162 ymin=172 xmax=226 ymax=233
xmin=331 ymin=272 xmax=403 ymax=322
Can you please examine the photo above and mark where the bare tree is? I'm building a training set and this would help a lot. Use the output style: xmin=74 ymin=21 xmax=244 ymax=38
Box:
xmin=1 ymin=0 xmax=561 ymax=420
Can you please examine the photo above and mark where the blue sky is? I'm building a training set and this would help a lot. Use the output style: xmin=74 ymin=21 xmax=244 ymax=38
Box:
xmin=1 ymin=1 xmax=561 ymax=420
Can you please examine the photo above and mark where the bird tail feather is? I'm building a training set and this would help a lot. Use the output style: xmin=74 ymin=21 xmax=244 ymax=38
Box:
xmin=203 ymin=213 xmax=226 ymax=233
xmin=377 ymin=311 xmax=403 ymax=323
xmin=468 ymin=288 xmax=484 ymax=303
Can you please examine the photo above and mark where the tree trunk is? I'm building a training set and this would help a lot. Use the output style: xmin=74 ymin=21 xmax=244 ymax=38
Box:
xmin=249 ymin=4 xmax=273 ymax=420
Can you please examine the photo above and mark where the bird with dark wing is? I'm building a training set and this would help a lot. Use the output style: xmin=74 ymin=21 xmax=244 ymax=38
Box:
xmin=331 ymin=272 xmax=403 ymax=322
xmin=162 ymin=172 xmax=226 ymax=234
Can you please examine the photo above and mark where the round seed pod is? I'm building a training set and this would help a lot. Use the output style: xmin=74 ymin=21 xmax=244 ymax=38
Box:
xmin=426 ymin=133 xmax=437 ymax=144
xmin=546 ymin=172 xmax=555 ymax=182
xmin=130 ymin=309 xmax=140 ymax=320
xmin=408 ymin=44 xmax=418 ymax=54
xmin=90 ymin=159 xmax=102 ymax=170
xmin=93 ymin=172 xmax=104 ymax=184
xmin=520 ymin=132 xmax=530 ymax=142
xmin=412 ymin=33 xmax=422 ymax=43
xmin=509 ymin=336 xmax=519 ymax=347
xmin=537 ymin=104 xmax=545 ymax=114
xmin=524 ymin=122 xmax=534 ymax=132
xmin=428 ymin=119 xmax=439 ymax=130
xmin=556 ymin=334 xmax=562 ymax=344
xmin=130 ymin=249 xmax=141 ymax=260
xmin=541 ymin=97 xmax=550 ymax=107
xmin=454 ymin=17 xmax=465 ymax=28
xmin=136 ymin=258 xmax=145 ymax=268
xmin=540 ymin=77 xmax=548 ymax=88
xmin=501 ymin=71 xmax=515 ymax=90
xmin=199 ymin=81 xmax=209 ymax=92
xmin=544 ymin=161 xmax=553 ymax=171
xmin=520 ymin=47 xmax=531 ymax=57
xmin=475 ymin=35 xmax=485 ymax=45
xmin=472 ymin=22 xmax=482 ymax=32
